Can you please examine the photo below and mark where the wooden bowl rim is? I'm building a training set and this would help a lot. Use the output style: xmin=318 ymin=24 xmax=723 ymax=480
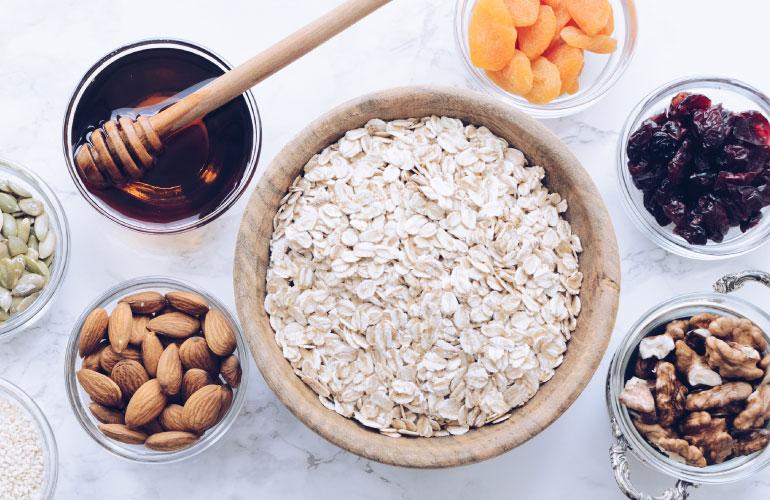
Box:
xmin=234 ymin=85 xmax=620 ymax=468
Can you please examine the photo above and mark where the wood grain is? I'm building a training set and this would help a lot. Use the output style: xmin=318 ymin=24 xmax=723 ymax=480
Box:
xmin=233 ymin=86 xmax=621 ymax=468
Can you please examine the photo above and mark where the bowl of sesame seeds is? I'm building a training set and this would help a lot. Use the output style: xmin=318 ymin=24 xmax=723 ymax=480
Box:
xmin=0 ymin=377 xmax=58 ymax=499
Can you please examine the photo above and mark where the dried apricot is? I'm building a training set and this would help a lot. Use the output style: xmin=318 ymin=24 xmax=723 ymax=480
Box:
xmin=564 ymin=77 xmax=579 ymax=95
xmin=560 ymin=26 xmax=617 ymax=53
xmin=518 ymin=5 xmax=557 ymax=60
xmin=503 ymin=0 xmax=539 ymax=27
xmin=469 ymin=0 xmax=518 ymax=70
xmin=488 ymin=50 xmax=534 ymax=96
xmin=565 ymin=0 xmax=610 ymax=36
xmin=545 ymin=44 xmax=583 ymax=94
xmin=600 ymin=4 xmax=614 ymax=35
xmin=553 ymin=3 xmax=572 ymax=33
xmin=541 ymin=0 xmax=563 ymax=6
xmin=524 ymin=57 xmax=561 ymax=104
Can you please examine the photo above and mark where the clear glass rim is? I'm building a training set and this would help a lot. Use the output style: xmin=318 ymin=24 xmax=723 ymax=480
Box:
xmin=606 ymin=292 xmax=770 ymax=484
xmin=616 ymin=75 xmax=770 ymax=260
xmin=453 ymin=0 xmax=638 ymax=118
xmin=61 ymin=38 xmax=262 ymax=235
xmin=64 ymin=275 xmax=249 ymax=464
xmin=0 ymin=157 xmax=71 ymax=341
xmin=0 ymin=377 xmax=59 ymax=498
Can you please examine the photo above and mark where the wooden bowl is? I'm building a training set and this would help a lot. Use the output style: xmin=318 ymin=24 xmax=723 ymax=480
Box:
xmin=234 ymin=86 xmax=621 ymax=468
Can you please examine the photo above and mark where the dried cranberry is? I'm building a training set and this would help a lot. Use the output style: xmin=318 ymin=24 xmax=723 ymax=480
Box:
xmin=732 ymin=111 xmax=770 ymax=146
xmin=661 ymin=198 xmax=687 ymax=226
xmin=715 ymin=171 xmax=757 ymax=189
xmin=668 ymin=140 xmax=692 ymax=185
xmin=627 ymin=122 xmax=658 ymax=163
xmin=674 ymin=220 xmax=707 ymax=245
xmin=692 ymin=105 xmax=728 ymax=150
xmin=717 ymin=143 xmax=750 ymax=170
xmin=669 ymin=92 xmax=712 ymax=119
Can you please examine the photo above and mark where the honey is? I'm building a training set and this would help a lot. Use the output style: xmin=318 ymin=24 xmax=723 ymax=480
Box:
xmin=69 ymin=45 xmax=258 ymax=231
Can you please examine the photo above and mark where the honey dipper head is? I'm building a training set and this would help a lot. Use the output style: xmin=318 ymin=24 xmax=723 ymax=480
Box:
xmin=74 ymin=115 xmax=163 ymax=188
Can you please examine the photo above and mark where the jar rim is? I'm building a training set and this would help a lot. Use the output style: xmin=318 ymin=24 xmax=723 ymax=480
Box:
xmin=61 ymin=38 xmax=262 ymax=234
xmin=606 ymin=291 xmax=770 ymax=484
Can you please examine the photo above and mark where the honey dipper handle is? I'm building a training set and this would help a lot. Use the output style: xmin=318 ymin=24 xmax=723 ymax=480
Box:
xmin=149 ymin=0 xmax=392 ymax=137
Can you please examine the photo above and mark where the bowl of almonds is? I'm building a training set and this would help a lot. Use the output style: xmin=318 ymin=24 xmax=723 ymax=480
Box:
xmin=607 ymin=271 xmax=770 ymax=497
xmin=234 ymin=86 xmax=620 ymax=467
xmin=65 ymin=277 xmax=247 ymax=463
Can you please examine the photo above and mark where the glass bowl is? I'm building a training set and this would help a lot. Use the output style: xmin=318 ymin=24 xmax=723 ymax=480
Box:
xmin=0 ymin=377 xmax=59 ymax=499
xmin=62 ymin=38 xmax=262 ymax=234
xmin=454 ymin=0 xmax=638 ymax=118
xmin=606 ymin=271 xmax=770 ymax=497
xmin=618 ymin=77 xmax=770 ymax=260
xmin=0 ymin=157 xmax=70 ymax=342
xmin=64 ymin=276 xmax=249 ymax=463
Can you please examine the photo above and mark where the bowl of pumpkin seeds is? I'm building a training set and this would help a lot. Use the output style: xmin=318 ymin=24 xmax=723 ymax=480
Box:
xmin=0 ymin=157 xmax=69 ymax=341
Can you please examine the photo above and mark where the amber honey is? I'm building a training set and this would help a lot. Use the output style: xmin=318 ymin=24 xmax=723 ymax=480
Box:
xmin=69 ymin=45 xmax=258 ymax=231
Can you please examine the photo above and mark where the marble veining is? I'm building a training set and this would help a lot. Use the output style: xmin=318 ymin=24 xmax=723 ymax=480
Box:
xmin=1 ymin=0 xmax=769 ymax=498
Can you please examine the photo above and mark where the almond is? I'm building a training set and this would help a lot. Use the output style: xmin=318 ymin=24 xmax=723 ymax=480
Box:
xmin=130 ymin=315 xmax=150 ymax=346
xmin=142 ymin=331 xmax=163 ymax=377
xmin=159 ymin=404 xmax=188 ymax=432
xmin=110 ymin=359 xmax=149 ymax=400
xmin=203 ymin=309 xmax=237 ymax=356
xmin=89 ymin=403 xmax=124 ymax=424
xmin=79 ymin=308 xmax=108 ymax=357
xmin=145 ymin=431 xmax=199 ymax=451
xmin=119 ymin=291 xmax=166 ymax=314
xmin=220 ymin=355 xmax=242 ymax=388
xmin=217 ymin=385 xmax=233 ymax=424
xmin=77 ymin=369 xmax=123 ymax=408
xmin=182 ymin=384 xmax=222 ymax=433
xmin=125 ymin=379 xmax=167 ymax=428
xmin=148 ymin=312 xmax=200 ymax=338
xmin=165 ymin=291 xmax=209 ymax=317
xmin=108 ymin=302 xmax=132 ymax=353
xmin=100 ymin=345 xmax=141 ymax=373
xmin=179 ymin=337 xmax=219 ymax=373
xmin=157 ymin=344 xmax=182 ymax=396
xmin=182 ymin=368 xmax=213 ymax=401
xmin=99 ymin=424 xmax=147 ymax=444
xmin=82 ymin=342 xmax=107 ymax=372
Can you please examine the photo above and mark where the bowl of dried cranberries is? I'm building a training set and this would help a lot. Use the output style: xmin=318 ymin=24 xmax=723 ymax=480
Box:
xmin=618 ymin=77 xmax=770 ymax=259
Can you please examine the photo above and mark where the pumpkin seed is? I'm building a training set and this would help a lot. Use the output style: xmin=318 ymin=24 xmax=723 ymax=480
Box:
xmin=0 ymin=241 xmax=8 ymax=259
xmin=0 ymin=180 xmax=9 ymax=193
xmin=34 ymin=214 xmax=48 ymax=240
xmin=0 ymin=288 xmax=11 ymax=312
xmin=1 ymin=214 xmax=16 ymax=238
xmin=8 ymin=181 xmax=31 ymax=198
xmin=13 ymin=292 xmax=39 ymax=314
xmin=27 ymin=235 xmax=38 ymax=252
xmin=0 ymin=193 xmax=19 ymax=213
xmin=7 ymin=236 xmax=27 ymax=257
xmin=43 ymin=255 xmax=53 ymax=268
xmin=25 ymin=248 xmax=38 ymax=261
xmin=0 ymin=309 xmax=8 ymax=322
xmin=0 ymin=257 xmax=24 ymax=289
xmin=38 ymin=231 xmax=55 ymax=260
xmin=23 ymin=255 xmax=48 ymax=281
xmin=17 ymin=217 xmax=30 ymax=243
xmin=12 ymin=273 xmax=44 ymax=297
xmin=18 ymin=198 xmax=43 ymax=217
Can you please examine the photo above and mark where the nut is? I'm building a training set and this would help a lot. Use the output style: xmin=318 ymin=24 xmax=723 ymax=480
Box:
xmin=685 ymin=381 xmax=753 ymax=411
xmin=639 ymin=334 xmax=675 ymax=360
xmin=656 ymin=437 xmax=707 ymax=467
xmin=125 ymin=379 xmax=167 ymax=429
xmin=148 ymin=312 xmax=200 ymax=338
xmin=144 ymin=431 xmax=199 ymax=451
xmin=705 ymin=337 xmax=764 ymax=380
xmin=655 ymin=362 xmax=687 ymax=427
xmin=107 ymin=302 xmax=132 ymax=354
xmin=203 ymin=309 xmax=237 ymax=357
xmin=708 ymin=316 xmax=768 ymax=352
xmin=220 ymin=355 xmax=242 ymax=389
xmin=119 ymin=291 xmax=166 ymax=315
xmin=79 ymin=308 xmax=108 ymax=357
xmin=88 ymin=403 xmax=124 ymax=425
xmin=77 ymin=369 xmax=123 ymax=408
xmin=98 ymin=424 xmax=147 ymax=445
xmin=110 ymin=359 xmax=149 ymax=401
xmin=179 ymin=337 xmax=219 ymax=374
xmin=165 ymin=291 xmax=209 ymax=317
xmin=734 ymin=385 xmax=770 ymax=431
xmin=182 ymin=384 xmax=222 ymax=434
xmin=632 ymin=420 xmax=675 ymax=445
xmin=159 ymin=404 xmax=188 ymax=432
xmin=619 ymin=377 xmax=655 ymax=414
xmin=130 ymin=315 xmax=150 ymax=346
xmin=157 ymin=344 xmax=183 ymax=396
xmin=734 ymin=430 xmax=770 ymax=457
xmin=665 ymin=319 xmax=688 ymax=341
xmin=141 ymin=331 xmax=163 ymax=378
xmin=182 ymin=368 xmax=213 ymax=401
xmin=674 ymin=340 xmax=721 ymax=387
xmin=682 ymin=412 xmax=733 ymax=464
xmin=689 ymin=313 xmax=719 ymax=330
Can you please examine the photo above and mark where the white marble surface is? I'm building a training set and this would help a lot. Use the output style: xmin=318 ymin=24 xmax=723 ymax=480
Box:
xmin=1 ymin=0 xmax=770 ymax=498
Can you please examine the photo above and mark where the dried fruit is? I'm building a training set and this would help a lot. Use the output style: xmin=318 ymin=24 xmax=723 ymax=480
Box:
xmin=157 ymin=344 xmax=183 ymax=396
xmin=559 ymin=26 xmax=617 ymax=53
xmin=518 ymin=5 xmax=556 ymax=59
xmin=145 ymin=431 xmax=199 ymax=451
xmin=487 ymin=50 xmax=533 ymax=96
xmin=125 ymin=379 xmax=167 ymax=429
xmin=564 ymin=0 xmax=610 ymax=36
xmin=203 ymin=309 xmax=237 ymax=357
xmin=469 ymin=0 xmax=518 ymax=71
xmin=524 ymin=56 xmax=561 ymax=104
xmin=545 ymin=44 xmax=583 ymax=94
xmin=119 ymin=291 xmax=166 ymax=314
xmin=79 ymin=308 xmax=108 ymax=357
xmin=108 ymin=302 xmax=132 ymax=354
xmin=77 ymin=369 xmax=123 ymax=408
xmin=182 ymin=385 xmax=222 ymax=434
xmin=504 ymin=0 xmax=539 ymax=26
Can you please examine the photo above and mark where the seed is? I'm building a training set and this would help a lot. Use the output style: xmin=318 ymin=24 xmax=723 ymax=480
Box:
xmin=11 ymin=273 xmax=44 ymax=297
xmin=7 ymin=236 xmax=27 ymax=257
xmin=7 ymin=181 xmax=31 ymax=198
xmin=38 ymin=231 xmax=55 ymax=260
xmin=18 ymin=198 xmax=43 ymax=216
xmin=33 ymin=214 xmax=48 ymax=240
xmin=17 ymin=217 xmax=30 ymax=243
xmin=1 ymin=214 xmax=16 ymax=238
xmin=0 ymin=289 xmax=11 ymax=312
xmin=0 ymin=193 xmax=19 ymax=213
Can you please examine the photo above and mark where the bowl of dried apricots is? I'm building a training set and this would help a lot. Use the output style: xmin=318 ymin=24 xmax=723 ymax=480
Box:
xmin=455 ymin=0 xmax=637 ymax=117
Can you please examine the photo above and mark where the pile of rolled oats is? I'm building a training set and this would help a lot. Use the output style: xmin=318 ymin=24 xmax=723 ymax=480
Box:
xmin=265 ymin=116 xmax=582 ymax=437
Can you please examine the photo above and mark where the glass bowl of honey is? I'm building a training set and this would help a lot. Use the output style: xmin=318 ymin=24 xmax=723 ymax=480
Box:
xmin=62 ymin=39 xmax=262 ymax=234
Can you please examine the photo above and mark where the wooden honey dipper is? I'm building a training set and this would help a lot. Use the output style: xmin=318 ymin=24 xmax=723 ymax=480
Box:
xmin=75 ymin=0 xmax=391 ymax=188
